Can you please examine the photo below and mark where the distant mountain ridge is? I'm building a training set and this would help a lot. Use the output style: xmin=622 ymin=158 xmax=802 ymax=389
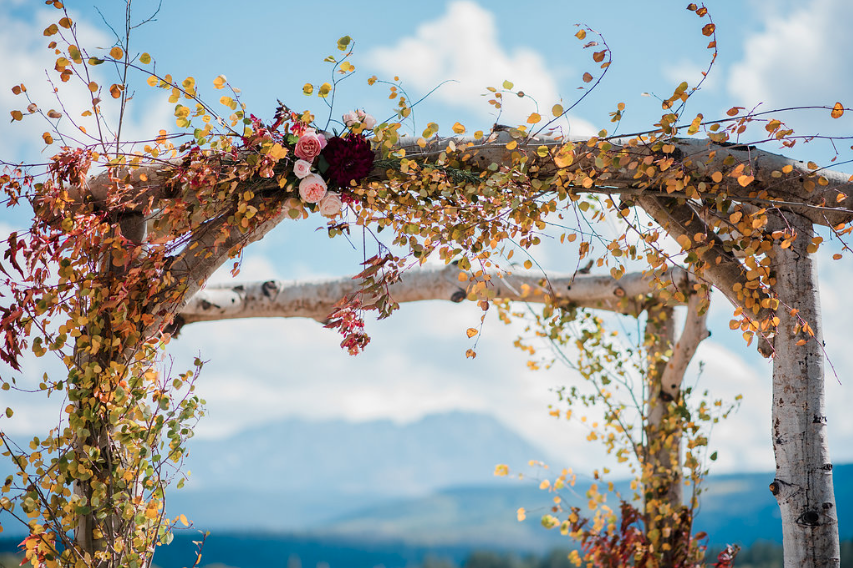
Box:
xmin=0 ymin=411 xmax=849 ymax=552
xmin=167 ymin=411 xmax=555 ymax=529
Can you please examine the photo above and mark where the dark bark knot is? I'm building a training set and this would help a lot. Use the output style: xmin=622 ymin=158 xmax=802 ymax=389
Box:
xmin=812 ymin=414 xmax=828 ymax=424
xmin=450 ymin=289 xmax=466 ymax=303
xmin=660 ymin=390 xmax=675 ymax=403
xmin=769 ymin=481 xmax=780 ymax=495
xmin=200 ymin=299 xmax=212 ymax=310
xmin=797 ymin=510 xmax=821 ymax=527
xmin=262 ymin=280 xmax=280 ymax=297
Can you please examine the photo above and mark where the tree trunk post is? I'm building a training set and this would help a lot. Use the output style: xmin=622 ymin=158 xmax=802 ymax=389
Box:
xmin=770 ymin=212 xmax=840 ymax=568
xmin=643 ymin=303 xmax=684 ymax=561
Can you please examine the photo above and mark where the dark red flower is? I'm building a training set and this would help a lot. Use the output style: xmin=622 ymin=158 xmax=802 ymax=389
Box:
xmin=321 ymin=134 xmax=374 ymax=187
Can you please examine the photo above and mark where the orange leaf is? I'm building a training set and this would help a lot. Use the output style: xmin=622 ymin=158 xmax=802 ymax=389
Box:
xmin=582 ymin=72 xmax=593 ymax=83
xmin=466 ymin=328 xmax=478 ymax=338
xmin=737 ymin=175 xmax=754 ymax=187
xmin=831 ymin=102 xmax=844 ymax=119
xmin=702 ymin=23 xmax=715 ymax=36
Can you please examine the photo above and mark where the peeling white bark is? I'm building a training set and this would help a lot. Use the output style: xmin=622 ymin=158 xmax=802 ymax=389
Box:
xmin=770 ymin=212 xmax=839 ymax=568
xmin=177 ymin=265 xmax=692 ymax=325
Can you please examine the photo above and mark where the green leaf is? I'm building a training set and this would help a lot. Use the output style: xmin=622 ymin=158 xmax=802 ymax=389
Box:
xmin=139 ymin=52 xmax=151 ymax=64
xmin=337 ymin=36 xmax=352 ymax=51
xmin=502 ymin=80 xmax=514 ymax=90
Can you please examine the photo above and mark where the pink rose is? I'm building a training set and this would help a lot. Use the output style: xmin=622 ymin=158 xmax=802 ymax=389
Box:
xmin=293 ymin=159 xmax=312 ymax=179
xmin=298 ymin=173 xmax=327 ymax=203
xmin=358 ymin=111 xmax=377 ymax=130
xmin=295 ymin=131 xmax=325 ymax=161
xmin=318 ymin=192 xmax=343 ymax=217
xmin=342 ymin=111 xmax=359 ymax=128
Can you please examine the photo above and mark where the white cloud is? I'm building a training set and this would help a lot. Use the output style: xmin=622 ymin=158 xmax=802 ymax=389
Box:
xmin=728 ymin=0 xmax=853 ymax=126
xmin=365 ymin=1 xmax=595 ymax=135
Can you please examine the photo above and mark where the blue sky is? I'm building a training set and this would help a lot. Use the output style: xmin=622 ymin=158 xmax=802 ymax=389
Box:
xmin=1 ymin=0 xmax=852 ymax=477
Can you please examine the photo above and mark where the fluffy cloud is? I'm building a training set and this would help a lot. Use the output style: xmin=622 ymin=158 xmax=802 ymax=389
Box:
xmin=366 ymin=1 xmax=595 ymax=135
xmin=728 ymin=0 xmax=853 ymax=145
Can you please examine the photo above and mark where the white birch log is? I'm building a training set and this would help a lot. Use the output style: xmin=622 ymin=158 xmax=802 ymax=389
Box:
xmin=770 ymin=212 xmax=840 ymax=568
xmin=177 ymin=265 xmax=692 ymax=326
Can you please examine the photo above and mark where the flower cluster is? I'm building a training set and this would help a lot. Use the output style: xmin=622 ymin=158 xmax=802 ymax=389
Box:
xmin=257 ymin=109 xmax=378 ymax=218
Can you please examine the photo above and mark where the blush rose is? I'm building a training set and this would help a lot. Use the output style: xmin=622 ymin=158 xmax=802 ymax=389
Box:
xmin=318 ymin=192 xmax=343 ymax=217
xmin=293 ymin=159 xmax=312 ymax=179
xmin=298 ymin=173 xmax=327 ymax=203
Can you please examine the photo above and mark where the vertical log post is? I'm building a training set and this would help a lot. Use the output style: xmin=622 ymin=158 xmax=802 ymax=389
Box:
xmin=770 ymin=212 xmax=839 ymax=568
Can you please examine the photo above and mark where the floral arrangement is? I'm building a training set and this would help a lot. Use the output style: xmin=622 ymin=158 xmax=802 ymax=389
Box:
xmin=245 ymin=106 xmax=378 ymax=218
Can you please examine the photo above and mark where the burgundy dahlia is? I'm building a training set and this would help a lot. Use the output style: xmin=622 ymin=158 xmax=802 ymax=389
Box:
xmin=321 ymin=134 xmax=374 ymax=187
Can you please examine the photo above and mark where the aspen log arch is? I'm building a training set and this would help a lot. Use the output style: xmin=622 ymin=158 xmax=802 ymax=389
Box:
xmin=18 ymin=129 xmax=850 ymax=568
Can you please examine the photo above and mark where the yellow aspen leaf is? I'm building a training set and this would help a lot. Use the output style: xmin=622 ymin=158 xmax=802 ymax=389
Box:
xmin=831 ymin=102 xmax=844 ymax=118
xmin=452 ymin=122 xmax=466 ymax=134
xmin=527 ymin=112 xmax=541 ymax=124
xmin=833 ymin=254 xmax=843 ymax=260
xmin=42 ymin=132 xmax=53 ymax=144
xmin=729 ymin=320 xmax=740 ymax=330
xmin=139 ymin=52 xmax=151 ymax=64
xmin=517 ymin=508 xmax=527 ymax=521
xmin=582 ymin=72 xmax=593 ymax=83
xmin=782 ymin=164 xmax=793 ymax=173
xmin=494 ymin=464 xmax=509 ymax=476
xmin=466 ymin=328 xmax=478 ymax=338
xmin=109 ymin=47 xmax=124 ymax=60
xmin=109 ymin=84 xmax=122 ymax=99
xmin=43 ymin=24 xmax=58 ymax=36
xmin=179 ymin=514 xmax=188 ymax=527
xmin=506 ymin=140 xmax=518 ymax=150
xmin=302 ymin=83 xmax=313 ymax=96
xmin=552 ymin=104 xmax=563 ymax=117
xmin=676 ymin=234 xmax=692 ymax=250
xmin=58 ymin=17 xmax=72 ymax=28
xmin=465 ymin=349 xmax=477 ymax=359
xmin=575 ymin=29 xmax=586 ymax=40
xmin=523 ymin=259 xmax=533 ymax=269
xmin=10 ymin=110 xmax=23 ymax=121
xmin=554 ymin=144 xmax=574 ymax=168
xmin=318 ymin=82 xmax=332 ymax=98
xmin=729 ymin=211 xmax=742 ymax=223
xmin=737 ymin=175 xmax=754 ymax=187
xmin=146 ymin=75 xmax=157 ymax=87
xmin=502 ymin=80 xmax=514 ymax=90
xmin=211 ymin=75 xmax=227 ymax=90
xmin=268 ymin=143 xmax=288 ymax=160
xmin=88 ymin=81 xmax=98 ymax=92
xmin=726 ymin=107 xmax=742 ymax=117
xmin=539 ymin=480 xmax=550 ymax=490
